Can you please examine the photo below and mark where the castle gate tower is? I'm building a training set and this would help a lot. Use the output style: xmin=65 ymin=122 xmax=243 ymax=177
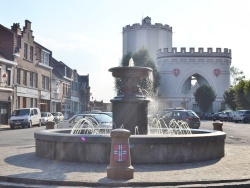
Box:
xmin=122 ymin=17 xmax=232 ymax=112
xmin=157 ymin=47 xmax=231 ymax=112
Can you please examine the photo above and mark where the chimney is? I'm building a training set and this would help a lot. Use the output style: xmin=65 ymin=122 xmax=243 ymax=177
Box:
xmin=11 ymin=23 xmax=21 ymax=35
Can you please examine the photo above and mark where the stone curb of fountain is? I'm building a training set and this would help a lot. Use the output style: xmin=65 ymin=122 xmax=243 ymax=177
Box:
xmin=1 ymin=176 xmax=250 ymax=187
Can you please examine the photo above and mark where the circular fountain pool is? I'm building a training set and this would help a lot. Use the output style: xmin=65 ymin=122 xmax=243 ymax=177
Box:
xmin=35 ymin=61 xmax=226 ymax=164
xmin=35 ymin=128 xmax=226 ymax=164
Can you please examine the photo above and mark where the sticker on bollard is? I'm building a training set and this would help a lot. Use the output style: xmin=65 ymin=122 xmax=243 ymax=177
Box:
xmin=113 ymin=144 xmax=127 ymax=162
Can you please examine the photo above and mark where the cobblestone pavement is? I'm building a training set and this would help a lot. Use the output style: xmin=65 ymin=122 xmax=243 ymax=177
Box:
xmin=0 ymin=125 xmax=250 ymax=187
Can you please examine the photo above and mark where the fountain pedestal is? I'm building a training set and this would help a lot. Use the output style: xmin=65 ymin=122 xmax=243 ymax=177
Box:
xmin=112 ymin=99 xmax=148 ymax=134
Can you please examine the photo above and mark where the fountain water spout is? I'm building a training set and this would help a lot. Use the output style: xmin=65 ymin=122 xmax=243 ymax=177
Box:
xmin=129 ymin=58 xmax=134 ymax=67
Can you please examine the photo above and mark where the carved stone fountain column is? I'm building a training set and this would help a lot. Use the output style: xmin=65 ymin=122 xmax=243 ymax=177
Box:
xmin=109 ymin=62 xmax=152 ymax=135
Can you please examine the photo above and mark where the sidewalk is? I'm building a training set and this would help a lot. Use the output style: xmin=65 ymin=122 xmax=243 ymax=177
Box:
xmin=0 ymin=140 xmax=250 ymax=187
xmin=0 ymin=124 xmax=9 ymax=130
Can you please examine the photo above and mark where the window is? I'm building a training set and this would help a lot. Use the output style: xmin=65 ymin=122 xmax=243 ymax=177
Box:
xmin=30 ymin=46 xmax=33 ymax=61
xmin=0 ymin=68 xmax=8 ymax=85
xmin=30 ymin=72 xmax=33 ymax=87
xmin=71 ymin=81 xmax=74 ymax=91
xmin=24 ymin=43 xmax=28 ymax=59
xmin=41 ymin=50 xmax=50 ymax=66
xmin=52 ymin=102 xmax=56 ymax=112
xmin=16 ymin=68 xmax=20 ymax=84
xmin=23 ymin=70 xmax=27 ymax=86
xmin=17 ymin=96 xmax=20 ymax=109
xmin=30 ymin=98 xmax=33 ymax=107
xmin=63 ymin=83 xmax=70 ymax=96
xmin=34 ymin=73 xmax=37 ymax=88
xmin=63 ymin=83 xmax=66 ymax=96
xmin=23 ymin=97 xmax=27 ymax=108
xmin=42 ymin=76 xmax=45 ymax=89
xmin=6 ymin=70 xmax=11 ymax=86
xmin=54 ymin=80 xmax=60 ymax=93
xmin=46 ymin=77 xmax=49 ymax=90
xmin=42 ymin=75 xmax=50 ymax=90
xmin=33 ymin=109 xmax=38 ymax=115
xmin=30 ymin=72 xmax=37 ymax=88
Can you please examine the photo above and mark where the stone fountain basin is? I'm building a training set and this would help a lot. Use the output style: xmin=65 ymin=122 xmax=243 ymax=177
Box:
xmin=34 ymin=129 xmax=226 ymax=164
xmin=108 ymin=66 xmax=152 ymax=78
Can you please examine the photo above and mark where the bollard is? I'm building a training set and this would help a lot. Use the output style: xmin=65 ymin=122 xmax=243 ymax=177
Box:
xmin=107 ymin=129 xmax=134 ymax=179
xmin=213 ymin=121 xmax=223 ymax=131
xmin=46 ymin=121 xmax=56 ymax=129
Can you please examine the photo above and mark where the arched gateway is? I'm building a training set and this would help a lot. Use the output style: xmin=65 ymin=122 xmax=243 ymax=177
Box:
xmin=157 ymin=48 xmax=231 ymax=112
xmin=123 ymin=17 xmax=232 ymax=112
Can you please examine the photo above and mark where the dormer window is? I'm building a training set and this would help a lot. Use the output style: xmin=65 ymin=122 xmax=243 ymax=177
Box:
xmin=41 ymin=50 xmax=50 ymax=66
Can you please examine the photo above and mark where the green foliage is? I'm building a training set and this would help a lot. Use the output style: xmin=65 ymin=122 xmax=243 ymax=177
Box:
xmin=223 ymin=87 xmax=237 ymax=111
xmin=119 ymin=52 xmax=132 ymax=67
xmin=244 ymin=80 xmax=250 ymax=104
xmin=194 ymin=84 xmax=216 ymax=112
xmin=230 ymin=66 xmax=246 ymax=86
xmin=234 ymin=80 xmax=249 ymax=109
xmin=115 ymin=48 xmax=161 ymax=97
xmin=115 ymin=53 xmax=132 ymax=94
xmin=223 ymin=79 xmax=250 ymax=110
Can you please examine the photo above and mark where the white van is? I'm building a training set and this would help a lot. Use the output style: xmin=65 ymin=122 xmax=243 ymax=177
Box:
xmin=9 ymin=108 xmax=41 ymax=129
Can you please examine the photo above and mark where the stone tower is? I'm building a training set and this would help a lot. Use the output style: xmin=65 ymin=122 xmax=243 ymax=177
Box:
xmin=122 ymin=16 xmax=173 ymax=60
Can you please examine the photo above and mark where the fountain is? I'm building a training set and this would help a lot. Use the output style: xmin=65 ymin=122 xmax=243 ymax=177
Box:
xmin=34 ymin=59 xmax=226 ymax=164
xmin=108 ymin=58 xmax=152 ymax=135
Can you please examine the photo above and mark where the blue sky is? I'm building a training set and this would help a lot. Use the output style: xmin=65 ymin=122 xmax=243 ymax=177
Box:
xmin=1 ymin=0 xmax=249 ymax=102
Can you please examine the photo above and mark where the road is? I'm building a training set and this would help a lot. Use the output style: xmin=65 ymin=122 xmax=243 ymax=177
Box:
xmin=0 ymin=120 xmax=250 ymax=147
xmin=0 ymin=125 xmax=44 ymax=147
xmin=200 ymin=120 xmax=250 ymax=145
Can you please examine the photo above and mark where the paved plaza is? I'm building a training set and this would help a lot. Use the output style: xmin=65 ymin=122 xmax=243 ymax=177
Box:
xmin=0 ymin=124 xmax=250 ymax=187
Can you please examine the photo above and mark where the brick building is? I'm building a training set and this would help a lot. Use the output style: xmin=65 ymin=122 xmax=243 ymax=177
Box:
xmin=0 ymin=20 xmax=91 ymax=122
xmin=0 ymin=53 xmax=17 ymax=124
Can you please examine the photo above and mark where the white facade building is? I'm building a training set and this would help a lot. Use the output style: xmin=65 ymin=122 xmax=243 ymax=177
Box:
xmin=123 ymin=17 xmax=232 ymax=112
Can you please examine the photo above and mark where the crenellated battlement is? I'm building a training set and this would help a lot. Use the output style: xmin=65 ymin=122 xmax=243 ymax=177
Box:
xmin=157 ymin=47 xmax=232 ymax=59
xmin=123 ymin=22 xmax=172 ymax=33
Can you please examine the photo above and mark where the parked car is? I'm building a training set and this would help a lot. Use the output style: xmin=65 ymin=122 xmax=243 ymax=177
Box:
xmin=218 ymin=111 xmax=230 ymax=121
xmin=51 ymin=112 xmax=64 ymax=123
xmin=41 ymin=112 xmax=54 ymax=126
xmin=198 ymin=112 xmax=213 ymax=120
xmin=57 ymin=113 xmax=113 ymax=129
xmin=228 ymin=111 xmax=236 ymax=122
xmin=161 ymin=110 xmax=200 ymax=129
xmin=92 ymin=111 xmax=113 ymax=117
xmin=212 ymin=112 xmax=221 ymax=121
xmin=233 ymin=110 xmax=250 ymax=123
xmin=9 ymin=108 xmax=41 ymax=129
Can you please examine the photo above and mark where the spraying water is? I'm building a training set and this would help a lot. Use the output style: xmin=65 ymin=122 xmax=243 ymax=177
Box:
xmin=128 ymin=58 xmax=134 ymax=67
xmin=70 ymin=117 xmax=112 ymax=135
xmin=70 ymin=116 xmax=192 ymax=135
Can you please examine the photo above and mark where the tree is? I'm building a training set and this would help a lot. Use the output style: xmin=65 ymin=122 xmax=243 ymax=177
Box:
xmin=114 ymin=53 xmax=132 ymax=94
xmin=234 ymin=80 xmax=249 ymax=109
xmin=115 ymin=48 xmax=161 ymax=97
xmin=193 ymin=84 xmax=216 ymax=112
xmin=244 ymin=80 xmax=250 ymax=105
xmin=223 ymin=87 xmax=237 ymax=110
xmin=230 ymin=66 xmax=246 ymax=86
